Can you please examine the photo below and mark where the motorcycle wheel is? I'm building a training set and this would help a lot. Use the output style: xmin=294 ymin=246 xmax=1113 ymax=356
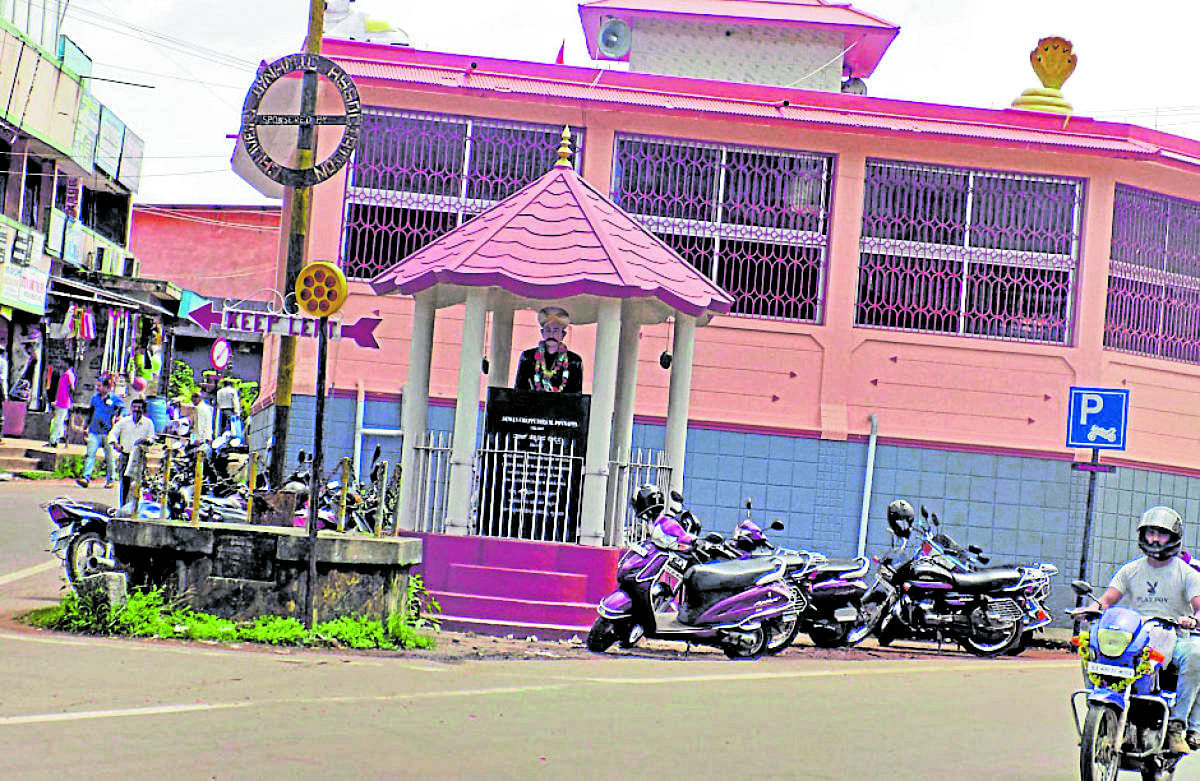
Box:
xmin=66 ymin=531 xmax=107 ymax=586
xmin=859 ymin=593 xmax=895 ymax=646
xmin=960 ymin=619 xmax=1023 ymax=657
xmin=722 ymin=627 xmax=767 ymax=660
xmin=1003 ymin=630 xmax=1034 ymax=656
xmin=586 ymin=618 xmax=620 ymax=653
xmin=808 ymin=623 xmax=852 ymax=649
xmin=765 ymin=614 xmax=802 ymax=655
xmin=1080 ymin=703 xmax=1122 ymax=781
xmin=1141 ymin=766 xmax=1174 ymax=781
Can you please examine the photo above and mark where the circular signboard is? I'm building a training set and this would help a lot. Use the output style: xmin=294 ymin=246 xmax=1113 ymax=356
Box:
xmin=239 ymin=52 xmax=362 ymax=188
xmin=210 ymin=338 xmax=232 ymax=371
xmin=295 ymin=261 xmax=349 ymax=318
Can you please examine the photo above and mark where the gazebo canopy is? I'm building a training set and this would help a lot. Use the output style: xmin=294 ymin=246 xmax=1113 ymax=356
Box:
xmin=368 ymin=154 xmax=732 ymax=325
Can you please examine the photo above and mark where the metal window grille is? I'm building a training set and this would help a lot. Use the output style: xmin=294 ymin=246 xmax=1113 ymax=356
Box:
xmin=856 ymin=159 xmax=1083 ymax=343
xmin=1105 ymin=184 xmax=1200 ymax=364
xmin=340 ymin=109 xmax=584 ymax=279
xmin=612 ymin=134 xmax=832 ymax=322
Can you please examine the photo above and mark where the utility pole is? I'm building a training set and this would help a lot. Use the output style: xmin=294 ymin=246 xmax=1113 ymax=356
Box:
xmin=269 ymin=0 xmax=324 ymax=487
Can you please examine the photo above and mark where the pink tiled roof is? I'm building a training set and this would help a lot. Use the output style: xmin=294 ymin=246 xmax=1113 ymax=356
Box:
xmin=369 ymin=165 xmax=734 ymax=319
xmin=578 ymin=0 xmax=899 ymax=77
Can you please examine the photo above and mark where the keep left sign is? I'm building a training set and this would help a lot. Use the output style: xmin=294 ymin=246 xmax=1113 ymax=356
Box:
xmin=1066 ymin=386 xmax=1130 ymax=450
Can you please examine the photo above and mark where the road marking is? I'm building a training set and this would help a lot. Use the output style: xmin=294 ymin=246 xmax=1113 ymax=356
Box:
xmin=0 ymin=684 xmax=566 ymax=727
xmin=576 ymin=659 xmax=1078 ymax=685
xmin=0 ymin=561 xmax=58 ymax=588
xmin=0 ymin=701 xmax=252 ymax=726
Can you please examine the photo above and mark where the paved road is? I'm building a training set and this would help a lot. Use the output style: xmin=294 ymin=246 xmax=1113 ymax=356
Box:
xmin=3 ymin=481 xmax=1200 ymax=780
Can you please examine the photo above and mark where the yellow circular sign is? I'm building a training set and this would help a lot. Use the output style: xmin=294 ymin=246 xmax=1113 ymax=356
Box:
xmin=295 ymin=261 xmax=348 ymax=318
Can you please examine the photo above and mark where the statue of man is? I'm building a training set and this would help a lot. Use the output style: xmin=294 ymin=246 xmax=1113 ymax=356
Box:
xmin=514 ymin=306 xmax=583 ymax=393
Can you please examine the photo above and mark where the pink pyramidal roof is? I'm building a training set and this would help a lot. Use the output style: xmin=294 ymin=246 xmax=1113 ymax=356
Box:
xmin=369 ymin=164 xmax=733 ymax=321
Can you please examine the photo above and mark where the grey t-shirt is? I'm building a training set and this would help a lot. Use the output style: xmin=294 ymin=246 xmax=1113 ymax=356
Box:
xmin=1109 ymin=556 xmax=1200 ymax=621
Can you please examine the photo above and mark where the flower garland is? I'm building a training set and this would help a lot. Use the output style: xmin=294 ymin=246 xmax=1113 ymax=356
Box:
xmin=1078 ymin=636 xmax=1156 ymax=692
xmin=533 ymin=342 xmax=570 ymax=392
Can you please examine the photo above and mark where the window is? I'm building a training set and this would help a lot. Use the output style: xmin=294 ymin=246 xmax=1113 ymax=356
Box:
xmin=341 ymin=109 xmax=584 ymax=279
xmin=612 ymin=135 xmax=832 ymax=322
xmin=856 ymin=159 xmax=1083 ymax=343
xmin=79 ymin=187 xmax=129 ymax=245
xmin=1105 ymin=185 xmax=1200 ymax=364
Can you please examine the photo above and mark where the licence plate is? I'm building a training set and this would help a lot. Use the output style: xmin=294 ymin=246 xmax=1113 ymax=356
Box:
xmin=628 ymin=543 xmax=648 ymax=557
xmin=1087 ymin=662 xmax=1135 ymax=678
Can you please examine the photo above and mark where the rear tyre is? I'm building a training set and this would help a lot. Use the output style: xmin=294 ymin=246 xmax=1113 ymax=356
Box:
xmin=66 ymin=531 xmax=107 ymax=586
xmin=1141 ymin=767 xmax=1174 ymax=781
xmin=1003 ymin=630 xmax=1034 ymax=656
xmin=961 ymin=619 xmax=1023 ymax=657
xmin=764 ymin=614 xmax=802 ymax=655
xmin=1080 ymin=703 xmax=1121 ymax=781
xmin=808 ymin=623 xmax=852 ymax=648
xmin=722 ymin=627 xmax=767 ymax=660
xmin=586 ymin=618 xmax=619 ymax=653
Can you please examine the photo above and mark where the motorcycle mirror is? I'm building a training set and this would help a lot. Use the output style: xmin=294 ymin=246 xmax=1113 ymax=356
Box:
xmin=769 ymin=519 xmax=785 ymax=531
xmin=1071 ymin=580 xmax=1093 ymax=596
xmin=920 ymin=505 xmax=929 ymax=519
xmin=968 ymin=544 xmax=983 ymax=554
xmin=976 ymin=555 xmax=990 ymax=565
xmin=297 ymin=450 xmax=307 ymax=463
xmin=704 ymin=531 xmax=725 ymax=544
xmin=931 ymin=513 xmax=940 ymax=527
xmin=745 ymin=498 xmax=753 ymax=510
xmin=372 ymin=444 xmax=382 ymax=466
xmin=670 ymin=489 xmax=684 ymax=504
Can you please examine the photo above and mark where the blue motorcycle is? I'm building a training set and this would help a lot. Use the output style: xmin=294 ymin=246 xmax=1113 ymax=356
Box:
xmin=1069 ymin=580 xmax=1185 ymax=781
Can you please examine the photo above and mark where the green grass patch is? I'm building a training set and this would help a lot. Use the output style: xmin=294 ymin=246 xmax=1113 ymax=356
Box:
xmin=23 ymin=579 xmax=439 ymax=651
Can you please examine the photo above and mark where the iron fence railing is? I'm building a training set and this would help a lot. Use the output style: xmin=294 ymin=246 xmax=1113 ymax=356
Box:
xmin=856 ymin=159 xmax=1083 ymax=344
xmin=411 ymin=430 xmax=451 ymax=534
xmin=1105 ymin=184 xmax=1200 ymax=364
xmin=606 ymin=448 xmax=673 ymax=548
xmin=473 ymin=432 xmax=583 ymax=544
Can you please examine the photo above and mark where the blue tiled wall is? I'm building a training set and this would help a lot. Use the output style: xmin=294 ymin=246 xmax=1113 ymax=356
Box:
xmin=259 ymin=397 xmax=1200 ymax=625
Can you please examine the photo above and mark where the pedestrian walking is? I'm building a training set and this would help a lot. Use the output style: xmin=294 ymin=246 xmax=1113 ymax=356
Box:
xmin=215 ymin=378 xmax=240 ymax=436
xmin=76 ymin=376 xmax=123 ymax=489
xmin=47 ymin=362 xmax=76 ymax=447
xmin=191 ymin=391 xmax=214 ymax=444
xmin=108 ymin=397 xmax=156 ymax=508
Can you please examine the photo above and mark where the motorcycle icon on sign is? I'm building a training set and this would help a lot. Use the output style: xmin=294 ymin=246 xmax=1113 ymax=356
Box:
xmin=1087 ymin=425 xmax=1117 ymax=443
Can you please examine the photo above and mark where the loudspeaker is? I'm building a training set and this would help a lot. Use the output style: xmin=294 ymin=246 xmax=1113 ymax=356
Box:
xmin=597 ymin=17 xmax=632 ymax=59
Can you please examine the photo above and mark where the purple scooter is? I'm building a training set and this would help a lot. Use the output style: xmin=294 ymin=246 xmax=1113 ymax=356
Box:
xmin=587 ymin=486 xmax=801 ymax=659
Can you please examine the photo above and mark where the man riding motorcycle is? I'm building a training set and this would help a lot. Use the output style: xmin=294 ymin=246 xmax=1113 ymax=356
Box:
xmin=1090 ymin=506 xmax=1200 ymax=754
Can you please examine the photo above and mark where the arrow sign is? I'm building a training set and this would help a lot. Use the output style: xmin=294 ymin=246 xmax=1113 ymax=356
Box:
xmin=219 ymin=307 xmax=382 ymax=350
xmin=180 ymin=292 xmax=222 ymax=332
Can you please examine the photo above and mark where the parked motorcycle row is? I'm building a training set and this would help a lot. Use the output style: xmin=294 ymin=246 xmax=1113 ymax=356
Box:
xmin=588 ymin=485 xmax=1059 ymax=661
xmin=46 ymin=440 xmax=398 ymax=586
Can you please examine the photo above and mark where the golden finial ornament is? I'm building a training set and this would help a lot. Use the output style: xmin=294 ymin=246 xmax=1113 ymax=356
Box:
xmin=554 ymin=125 xmax=573 ymax=168
xmin=1011 ymin=36 xmax=1076 ymax=115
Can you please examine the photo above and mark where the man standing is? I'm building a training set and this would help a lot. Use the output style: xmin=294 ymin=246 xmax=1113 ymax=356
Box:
xmin=191 ymin=391 xmax=214 ymax=444
xmin=514 ymin=306 xmax=584 ymax=393
xmin=47 ymin=362 xmax=76 ymax=447
xmin=215 ymin=378 xmax=240 ymax=435
xmin=108 ymin=397 xmax=156 ymax=508
xmin=77 ymin=377 xmax=123 ymax=489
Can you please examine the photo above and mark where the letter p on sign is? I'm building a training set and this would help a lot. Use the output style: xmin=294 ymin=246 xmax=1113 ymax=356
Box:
xmin=1080 ymin=393 xmax=1104 ymax=424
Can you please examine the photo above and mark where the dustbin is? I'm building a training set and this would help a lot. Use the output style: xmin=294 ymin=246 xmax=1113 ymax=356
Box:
xmin=3 ymin=400 xmax=26 ymax=437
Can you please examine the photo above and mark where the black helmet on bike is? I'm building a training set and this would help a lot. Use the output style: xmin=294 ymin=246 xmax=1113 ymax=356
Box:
xmin=886 ymin=499 xmax=915 ymax=538
xmin=1137 ymin=506 xmax=1184 ymax=561
xmin=631 ymin=484 xmax=666 ymax=522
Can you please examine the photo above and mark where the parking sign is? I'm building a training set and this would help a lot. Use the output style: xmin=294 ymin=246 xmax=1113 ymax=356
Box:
xmin=1066 ymin=386 xmax=1129 ymax=450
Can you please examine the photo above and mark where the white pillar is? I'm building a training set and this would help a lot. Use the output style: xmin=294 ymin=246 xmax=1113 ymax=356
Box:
xmin=664 ymin=314 xmax=697 ymax=496
xmin=397 ymin=292 xmax=434 ymax=531
xmin=488 ymin=306 xmax=513 ymax=389
xmin=579 ymin=298 xmax=622 ymax=546
xmin=444 ymin=288 xmax=488 ymax=535
xmin=606 ymin=302 xmax=641 ymax=545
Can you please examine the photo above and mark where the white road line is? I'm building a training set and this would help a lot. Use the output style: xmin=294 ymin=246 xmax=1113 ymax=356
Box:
xmin=0 ymin=560 xmax=58 ymax=588
xmin=0 ymin=684 xmax=567 ymax=727
xmin=577 ymin=659 xmax=1078 ymax=685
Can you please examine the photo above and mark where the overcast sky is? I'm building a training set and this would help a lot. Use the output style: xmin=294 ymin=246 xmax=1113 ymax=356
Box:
xmin=60 ymin=0 xmax=1200 ymax=206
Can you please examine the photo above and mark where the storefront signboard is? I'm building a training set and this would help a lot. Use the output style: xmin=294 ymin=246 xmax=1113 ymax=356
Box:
xmin=0 ymin=220 xmax=49 ymax=315
xmin=117 ymin=129 xmax=144 ymax=193
xmin=71 ymin=92 xmax=100 ymax=172
xmin=94 ymin=106 xmax=125 ymax=178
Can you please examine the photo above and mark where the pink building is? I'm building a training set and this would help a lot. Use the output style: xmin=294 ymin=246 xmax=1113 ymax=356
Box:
xmin=237 ymin=1 xmax=1200 ymax=632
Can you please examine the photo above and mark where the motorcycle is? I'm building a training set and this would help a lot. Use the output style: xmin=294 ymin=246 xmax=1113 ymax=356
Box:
xmin=908 ymin=507 xmax=1059 ymax=654
xmin=860 ymin=503 xmax=1045 ymax=656
xmin=709 ymin=501 xmax=871 ymax=651
xmin=588 ymin=510 xmax=804 ymax=659
xmin=45 ymin=497 xmax=117 ymax=585
xmin=1069 ymin=580 xmax=1184 ymax=781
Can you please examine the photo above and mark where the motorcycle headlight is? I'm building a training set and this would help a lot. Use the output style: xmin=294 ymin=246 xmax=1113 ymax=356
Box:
xmin=1096 ymin=628 xmax=1134 ymax=657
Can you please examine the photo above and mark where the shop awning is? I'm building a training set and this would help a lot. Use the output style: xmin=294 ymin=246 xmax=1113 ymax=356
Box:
xmin=49 ymin=276 xmax=173 ymax=317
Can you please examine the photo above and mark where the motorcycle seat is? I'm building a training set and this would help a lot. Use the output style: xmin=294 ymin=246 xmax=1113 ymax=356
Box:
xmin=686 ymin=557 xmax=779 ymax=594
xmin=949 ymin=568 xmax=1024 ymax=592
xmin=818 ymin=557 xmax=867 ymax=575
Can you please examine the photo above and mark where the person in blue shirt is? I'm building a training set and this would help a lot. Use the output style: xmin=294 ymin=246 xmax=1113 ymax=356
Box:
xmin=76 ymin=376 xmax=124 ymax=489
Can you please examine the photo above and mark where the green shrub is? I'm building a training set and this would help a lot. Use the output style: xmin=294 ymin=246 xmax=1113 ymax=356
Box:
xmin=237 ymin=615 xmax=309 ymax=646
xmin=315 ymin=615 xmax=395 ymax=650
xmin=110 ymin=588 xmax=176 ymax=637
xmin=169 ymin=609 xmax=238 ymax=641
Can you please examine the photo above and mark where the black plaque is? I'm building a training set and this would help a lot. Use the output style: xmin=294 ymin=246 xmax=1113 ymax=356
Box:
xmin=481 ymin=388 xmax=590 ymax=543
